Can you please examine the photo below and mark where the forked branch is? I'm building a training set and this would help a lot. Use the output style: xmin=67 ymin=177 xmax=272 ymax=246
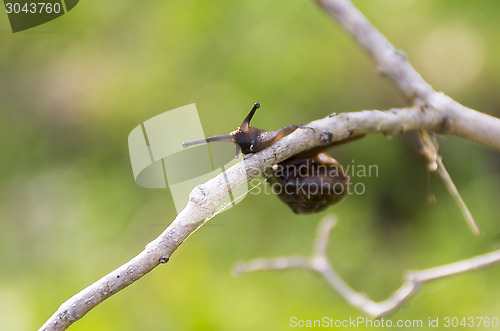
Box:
xmin=39 ymin=0 xmax=500 ymax=330
xmin=233 ymin=216 xmax=500 ymax=318
xmin=315 ymin=0 xmax=500 ymax=149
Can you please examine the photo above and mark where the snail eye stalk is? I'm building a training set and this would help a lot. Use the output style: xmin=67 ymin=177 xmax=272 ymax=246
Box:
xmin=240 ymin=102 xmax=260 ymax=130
xmin=182 ymin=134 xmax=235 ymax=148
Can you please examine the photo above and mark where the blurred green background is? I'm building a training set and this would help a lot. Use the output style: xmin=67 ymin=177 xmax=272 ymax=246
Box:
xmin=1 ymin=0 xmax=500 ymax=330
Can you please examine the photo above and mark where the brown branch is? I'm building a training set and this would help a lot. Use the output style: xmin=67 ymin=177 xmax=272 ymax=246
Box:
xmin=416 ymin=130 xmax=480 ymax=235
xmin=234 ymin=217 xmax=500 ymax=318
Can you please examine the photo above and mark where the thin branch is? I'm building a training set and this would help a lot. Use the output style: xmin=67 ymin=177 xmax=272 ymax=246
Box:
xmin=234 ymin=217 xmax=500 ymax=318
xmin=314 ymin=216 xmax=336 ymax=257
xmin=40 ymin=1 xmax=500 ymax=330
xmin=417 ymin=130 xmax=480 ymax=235
xmin=435 ymin=157 xmax=479 ymax=234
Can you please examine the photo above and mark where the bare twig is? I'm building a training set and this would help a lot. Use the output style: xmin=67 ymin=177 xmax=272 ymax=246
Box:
xmin=435 ymin=157 xmax=479 ymax=234
xmin=417 ymin=130 xmax=481 ymax=235
xmin=234 ymin=217 xmax=500 ymax=318
xmin=39 ymin=1 xmax=500 ymax=330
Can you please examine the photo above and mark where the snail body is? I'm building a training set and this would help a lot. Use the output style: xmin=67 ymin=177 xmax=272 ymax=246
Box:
xmin=182 ymin=103 xmax=349 ymax=214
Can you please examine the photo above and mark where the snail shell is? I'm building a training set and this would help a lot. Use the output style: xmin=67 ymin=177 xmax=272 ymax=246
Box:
xmin=265 ymin=152 xmax=349 ymax=214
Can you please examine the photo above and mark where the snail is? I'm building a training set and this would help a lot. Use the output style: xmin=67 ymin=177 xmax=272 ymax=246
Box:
xmin=182 ymin=103 xmax=351 ymax=214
